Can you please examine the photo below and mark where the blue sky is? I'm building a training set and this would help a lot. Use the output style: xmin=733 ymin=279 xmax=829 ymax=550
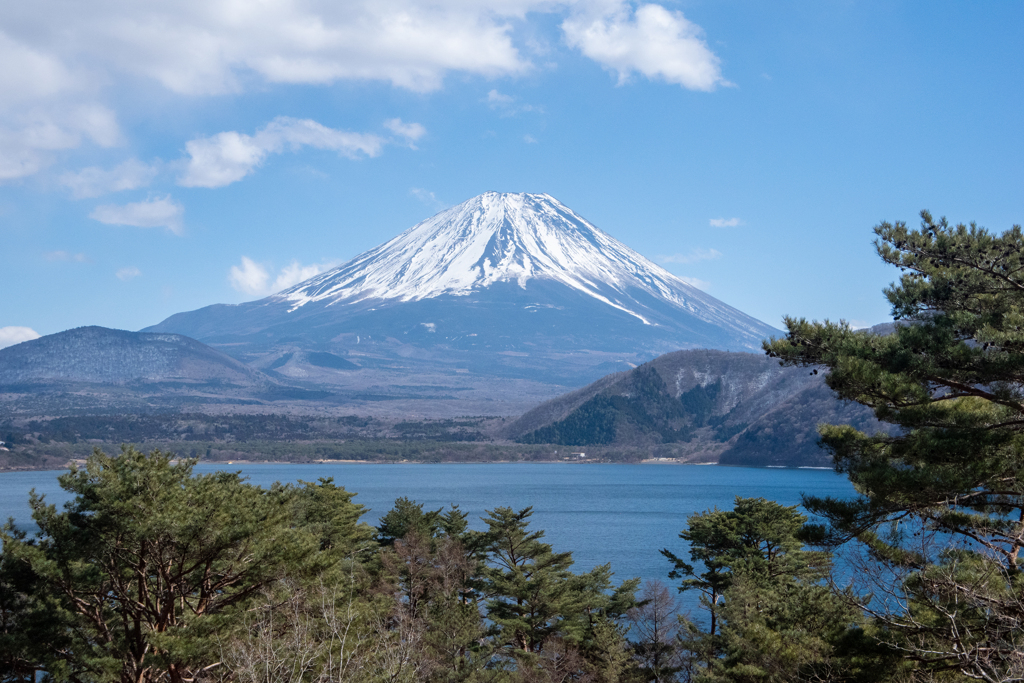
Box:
xmin=1 ymin=0 xmax=1022 ymax=348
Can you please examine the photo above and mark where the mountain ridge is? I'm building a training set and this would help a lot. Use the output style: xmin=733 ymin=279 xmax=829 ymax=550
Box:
xmin=0 ymin=326 xmax=263 ymax=386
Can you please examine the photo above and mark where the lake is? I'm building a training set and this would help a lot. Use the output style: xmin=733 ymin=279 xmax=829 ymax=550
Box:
xmin=0 ymin=462 xmax=855 ymax=592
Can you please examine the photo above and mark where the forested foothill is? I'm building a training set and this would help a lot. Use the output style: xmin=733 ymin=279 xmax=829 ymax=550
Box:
xmin=3 ymin=211 xmax=1024 ymax=682
xmin=505 ymin=349 xmax=891 ymax=468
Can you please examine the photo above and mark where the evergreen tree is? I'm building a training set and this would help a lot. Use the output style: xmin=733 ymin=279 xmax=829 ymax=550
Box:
xmin=764 ymin=211 xmax=1024 ymax=680
xmin=482 ymin=506 xmax=583 ymax=655
xmin=662 ymin=498 xmax=829 ymax=643
xmin=481 ymin=506 xmax=639 ymax=676
xmin=376 ymin=496 xmax=445 ymax=546
xmin=292 ymin=476 xmax=375 ymax=558
xmin=0 ymin=446 xmax=363 ymax=682
xmin=664 ymin=498 xmax=866 ymax=683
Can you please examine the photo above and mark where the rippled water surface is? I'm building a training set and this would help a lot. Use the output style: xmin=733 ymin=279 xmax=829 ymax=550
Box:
xmin=0 ymin=463 xmax=855 ymax=585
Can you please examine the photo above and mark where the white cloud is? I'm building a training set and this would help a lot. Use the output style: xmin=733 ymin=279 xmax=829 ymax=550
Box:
xmin=229 ymin=257 xmax=270 ymax=296
xmin=90 ymin=195 xmax=184 ymax=234
xmin=0 ymin=32 xmax=118 ymax=181
xmin=710 ymin=217 xmax=742 ymax=228
xmin=660 ymin=247 xmax=721 ymax=264
xmin=384 ymin=118 xmax=427 ymax=147
xmin=0 ymin=1 xmax=727 ymax=182
xmin=0 ymin=326 xmax=41 ymax=349
xmin=44 ymin=250 xmax=89 ymax=262
xmin=562 ymin=2 xmax=728 ymax=90
xmin=0 ymin=32 xmax=78 ymax=105
xmin=273 ymin=261 xmax=327 ymax=291
xmin=61 ymin=159 xmax=159 ymax=199
xmin=487 ymin=89 xmax=515 ymax=106
xmin=229 ymin=256 xmax=335 ymax=297
xmin=0 ymin=104 xmax=122 ymax=181
xmin=0 ymin=0 xmax=530 ymax=183
xmin=523 ymin=134 xmax=538 ymax=143
xmin=116 ymin=266 xmax=141 ymax=281
xmin=178 ymin=116 xmax=387 ymax=188
xmin=1 ymin=1 xmax=533 ymax=99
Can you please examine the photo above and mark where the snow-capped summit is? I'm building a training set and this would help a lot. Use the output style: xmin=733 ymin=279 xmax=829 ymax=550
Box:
xmin=145 ymin=192 xmax=780 ymax=388
xmin=282 ymin=192 xmax=704 ymax=325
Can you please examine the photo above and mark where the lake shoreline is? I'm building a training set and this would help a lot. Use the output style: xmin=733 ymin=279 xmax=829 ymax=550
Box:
xmin=1 ymin=457 xmax=832 ymax=473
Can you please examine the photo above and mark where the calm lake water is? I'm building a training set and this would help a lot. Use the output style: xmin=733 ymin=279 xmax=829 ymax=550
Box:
xmin=0 ymin=462 xmax=855 ymax=589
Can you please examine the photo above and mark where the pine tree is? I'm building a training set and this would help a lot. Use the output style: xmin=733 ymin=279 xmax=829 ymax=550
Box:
xmin=764 ymin=211 xmax=1024 ymax=680
xmin=664 ymin=498 xmax=864 ymax=683
xmin=481 ymin=506 xmax=639 ymax=676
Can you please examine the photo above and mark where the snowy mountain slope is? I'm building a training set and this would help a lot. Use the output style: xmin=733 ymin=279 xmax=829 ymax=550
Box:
xmin=279 ymin=192 xmax=763 ymax=337
xmin=145 ymin=193 xmax=781 ymax=391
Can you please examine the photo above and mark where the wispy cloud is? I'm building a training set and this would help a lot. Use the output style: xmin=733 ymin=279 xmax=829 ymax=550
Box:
xmin=411 ymin=188 xmax=446 ymax=211
xmin=710 ymin=217 xmax=743 ymax=228
xmin=384 ymin=118 xmax=426 ymax=148
xmin=0 ymin=326 xmax=41 ymax=349
xmin=90 ymin=196 xmax=184 ymax=234
xmin=523 ymin=134 xmax=538 ymax=144
xmin=659 ymin=248 xmax=722 ymax=264
xmin=486 ymin=89 xmax=543 ymax=116
xmin=487 ymin=89 xmax=515 ymax=107
xmin=0 ymin=98 xmax=122 ymax=182
xmin=178 ymin=117 xmax=390 ymax=188
xmin=61 ymin=159 xmax=159 ymax=199
xmin=562 ymin=2 xmax=729 ymax=90
xmin=229 ymin=256 xmax=336 ymax=297
xmin=116 ymin=266 xmax=141 ymax=281
xmin=44 ymin=250 xmax=89 ymax=262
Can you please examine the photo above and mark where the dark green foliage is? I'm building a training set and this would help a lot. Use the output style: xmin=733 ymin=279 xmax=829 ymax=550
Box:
xmin=1 ymin=446 xmax=666 ymax=682
xmin=376 ymin=497 xmax=445 ymax=546
xmin=518 ymin=394 xmax=620 ymax=445
xmin=679 ymin=381 xmax=721 ymax=426
xmin=662 ymin=498 xmax=831 ymax=642
xmin=12 ymin=413 xmax=491 ymax=446
xmin=0 ymin=525 xmax=47 ymax=683
xmin=519 ymin=365 xmax=694 ymax=445
xmin=292 ymin=476 xmax=375 ymax=555
xmin=664 ymin=498 xmax=875 ymax=683
xmin=0 ymin=446 xmax=371 ymax=682
xmin=765 ymin=211 xmax=1024 ymax=679
xmin=481 ymin=506 xmax=640 ymax=674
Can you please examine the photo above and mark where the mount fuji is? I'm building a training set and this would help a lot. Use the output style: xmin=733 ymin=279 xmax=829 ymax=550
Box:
xmin=145 ymin=193 xmax=780 ymax=411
